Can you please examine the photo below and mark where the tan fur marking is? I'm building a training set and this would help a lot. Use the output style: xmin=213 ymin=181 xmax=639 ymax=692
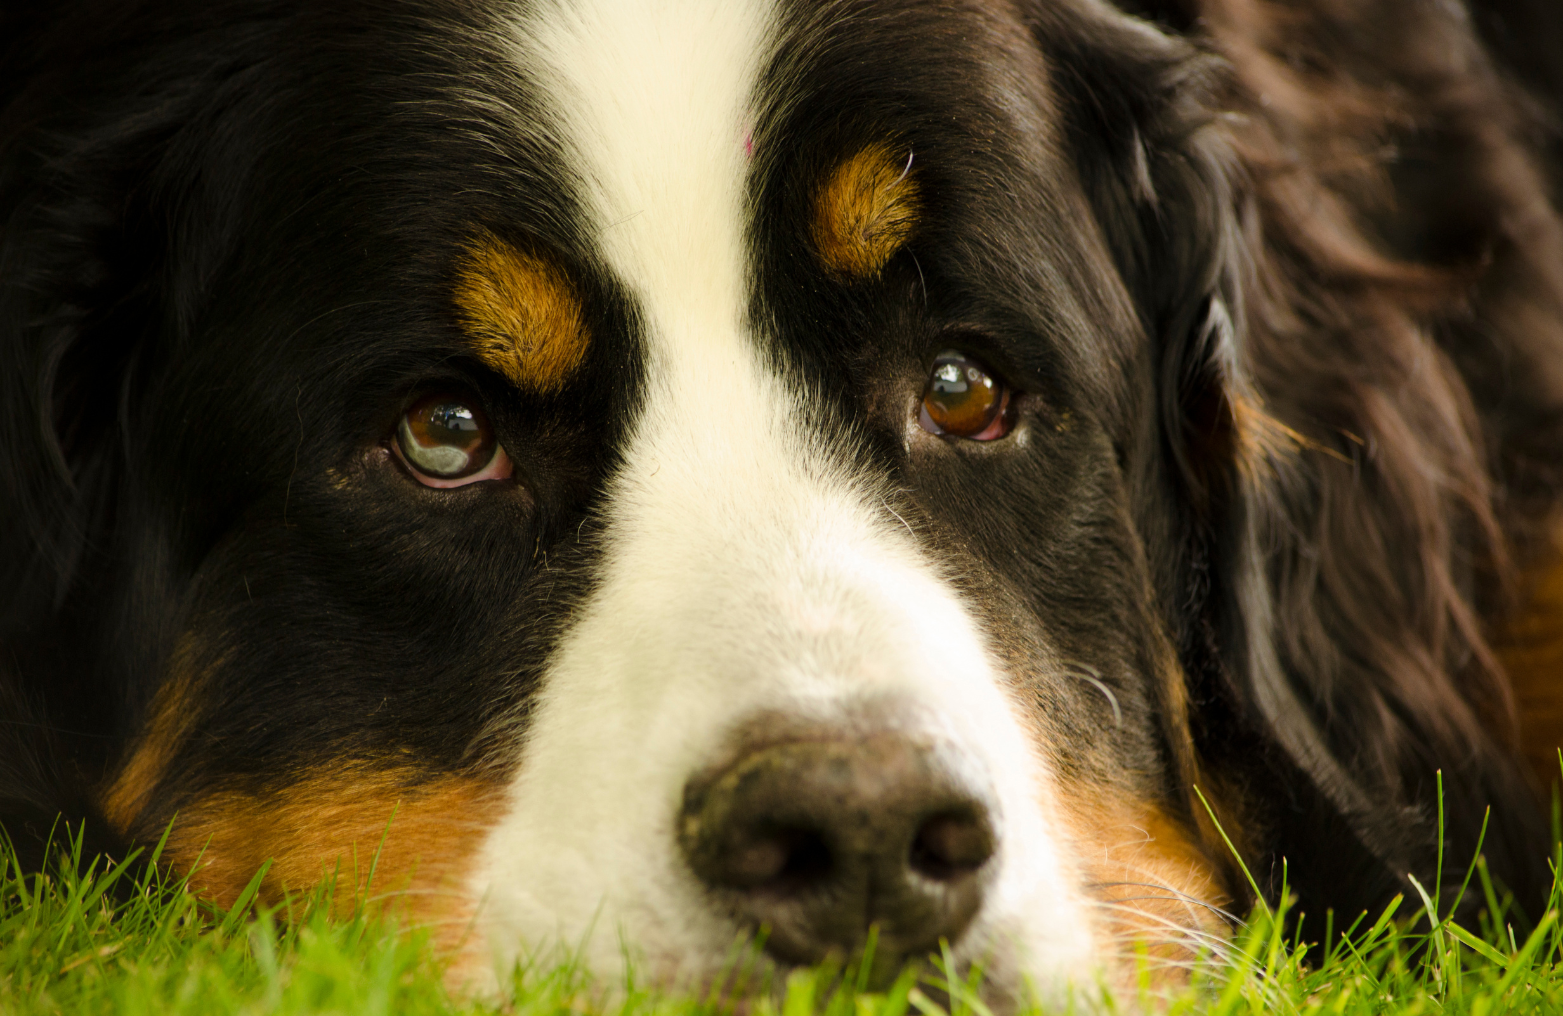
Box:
xmin=166 ymin=770 xmax=503 ymax=950
xmin=1060 ymin=793 xmax=1232 ymax=981
xmin=811 ymin=143 xmax=921 ymax=279
xmin=1231 ymin=393 xmax=1351 ymax=472
xmin=100 ymin=641 xmax=208 ymax=835
xmin=453 ymin=231 xmax=587 ymax=393
xmin=1498 ymin=521 xmax=1563 ymax=789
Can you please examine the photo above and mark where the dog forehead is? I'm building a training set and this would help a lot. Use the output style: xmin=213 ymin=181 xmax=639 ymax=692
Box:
xmin=499 ymin=0 xmax=1044 ymax=322
xmin=509 ymin=0 xmax=772 ymax=339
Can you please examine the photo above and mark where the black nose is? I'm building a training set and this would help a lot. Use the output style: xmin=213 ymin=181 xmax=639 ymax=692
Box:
xmin=678 ymin=733 xmax=996 ymax=969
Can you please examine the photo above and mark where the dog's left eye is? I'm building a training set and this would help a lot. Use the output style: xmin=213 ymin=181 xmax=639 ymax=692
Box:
xmin=918 ymin=352 xmax=1014 ymax=441
xmin=394 ymin=394 xmax=513 ymax=488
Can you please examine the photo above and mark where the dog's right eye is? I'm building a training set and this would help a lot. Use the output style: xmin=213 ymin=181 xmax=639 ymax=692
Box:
xmin=394 ymin=394 xmax=512 ymax=488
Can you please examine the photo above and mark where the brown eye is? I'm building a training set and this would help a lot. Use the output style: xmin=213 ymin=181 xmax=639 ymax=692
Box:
xmin=394 ymin=394 xmax=512 ymax=487
xmin=918 ymin=351 xmax=1013 ymax=440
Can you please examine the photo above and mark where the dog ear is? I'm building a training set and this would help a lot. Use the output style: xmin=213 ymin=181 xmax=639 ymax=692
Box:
xmin=1030 ymin=1 xmax=1555 ymax=923
xmin=0 ymin=120 xmax=153 ymax=629
xmin=0 ymin=5 xmax=258 ymax=625
xmin=1186 ymin=0 xmax=1559 ymax=920
xmin=0 ymin=148 xmax=143 ymax=867
xmin=0 ymin=13 xmax=198 ymax=864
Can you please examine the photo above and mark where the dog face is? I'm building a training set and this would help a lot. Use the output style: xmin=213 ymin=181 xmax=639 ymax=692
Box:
xmin=4 ymin=0 xmax=1560 ymax=1003
xmin=55 ymin=0 xmax=1234 ymax=991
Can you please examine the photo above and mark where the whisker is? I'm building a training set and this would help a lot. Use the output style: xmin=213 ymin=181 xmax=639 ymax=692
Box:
xmin=1062 ymin=660 xmax=1121 ymax=727
xmin=1088 ymin=881 xmax=1242 ymax=923
xmin=881 ymin=496 xmax=916 ymax=539
xmin=1088 ymin=901 xmax=1237 ymax=953
xmin=1096 ymin=903 xmax=1239 ymax=949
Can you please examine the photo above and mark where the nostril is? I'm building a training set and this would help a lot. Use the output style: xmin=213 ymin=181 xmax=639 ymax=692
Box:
xmin=909 ymin=810 xmax=994 ymax=881
xmin=729 ymin=826 xmax=832 ymax=889
xmin=680 ymin=730 xmax=998 ymax=968
xmin=775 ymin=828 xmax=832 ymax=886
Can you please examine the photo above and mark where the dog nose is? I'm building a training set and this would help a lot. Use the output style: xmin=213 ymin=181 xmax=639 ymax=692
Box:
xmin=678 ymin=734 xmax=996 ymax=968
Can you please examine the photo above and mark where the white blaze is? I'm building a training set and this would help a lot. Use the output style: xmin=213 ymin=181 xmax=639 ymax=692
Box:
xmin=472 ymin=0 xmax=1097 ymax=995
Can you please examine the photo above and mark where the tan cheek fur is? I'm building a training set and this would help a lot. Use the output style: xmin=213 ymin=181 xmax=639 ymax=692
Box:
xmin=100 ymin=641 xmax=209 ymax=836
xmin=1060 ymin=791 xmax=1232 ymax=980
xmin=164 ymin=771 xmax=503 ymax=952
xmin=99 ymin=644 xmax=504 ymax=970
xmin=453 ymin=232 xmax=588 ymax=393
xmin=1010 ymin=636 xmax=1234 ymax=983
xmin=812 ymin=143 xmax=921 ymax=279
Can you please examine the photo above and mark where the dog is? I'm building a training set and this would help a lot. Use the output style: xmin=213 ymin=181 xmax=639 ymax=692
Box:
xmin=3 ymin=0 xmax=1563 ymax=1001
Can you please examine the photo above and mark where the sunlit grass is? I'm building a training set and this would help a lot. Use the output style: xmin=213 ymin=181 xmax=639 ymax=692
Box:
xmin=4 ymin=803 xmax=1563 ymax=1015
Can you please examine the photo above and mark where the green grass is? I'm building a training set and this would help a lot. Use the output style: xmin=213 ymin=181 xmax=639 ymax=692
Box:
xmin=4 ymin=818 xmax=1563 ymax=1016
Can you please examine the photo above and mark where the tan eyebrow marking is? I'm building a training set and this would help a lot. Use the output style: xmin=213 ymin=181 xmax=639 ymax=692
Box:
xmin=811 ymin=142 xmax=922 ymax=279
xmin=452 ymin=231 xmax=588 ymax=393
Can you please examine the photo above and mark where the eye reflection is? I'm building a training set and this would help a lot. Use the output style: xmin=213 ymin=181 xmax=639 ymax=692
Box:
xmin=918 ymin=351 xmax=1012 ymax=440
xmin=395 ymin=394 xmax=509 ymax=485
